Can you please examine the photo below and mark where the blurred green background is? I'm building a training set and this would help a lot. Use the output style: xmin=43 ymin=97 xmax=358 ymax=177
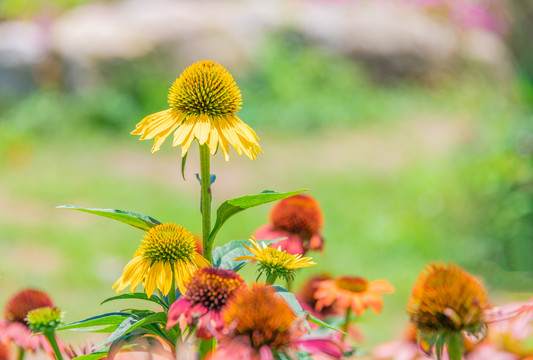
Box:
xmin=2 ymin=0 xmax=533 ymax=351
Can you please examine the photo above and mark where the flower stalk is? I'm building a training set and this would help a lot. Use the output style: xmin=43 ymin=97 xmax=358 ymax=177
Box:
xmin=200 ymin=144 xmax=212 ymax=263
xmin=342 ymin=307 xmax=352 ymax=342
xmin=265 ymin=272 xmax=278 ymax=285
xmin=43 ymin=331 xmax=63 ymax=360
xmin=168 ymin=273 xmax=176 ymax=306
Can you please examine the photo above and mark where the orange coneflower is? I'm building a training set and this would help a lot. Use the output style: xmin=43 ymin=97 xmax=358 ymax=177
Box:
xmin=254 ymin=194 xmax=324 ymax=255
xmin=211 ymin=284 xmax=342 ymax=360
xmin=407 ymin=263 xmax=489 ymax=360
xmin=407 ymin=263 xmax=488 ymax=334
xmin=314 ymin=276 xmax=394 ymax=316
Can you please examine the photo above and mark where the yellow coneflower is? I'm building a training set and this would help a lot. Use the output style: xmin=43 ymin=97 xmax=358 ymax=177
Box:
xmin=234 ymin=237 xmax=316 ymax=283
xmin=113 ymin=223 xmax=210 ymax=297
xmin=131 ymin=60 xmax=262 ymax=161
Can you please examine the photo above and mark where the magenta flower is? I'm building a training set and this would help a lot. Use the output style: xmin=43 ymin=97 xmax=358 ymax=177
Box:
xmin=166 ymin=267 xmax=244 ymax=339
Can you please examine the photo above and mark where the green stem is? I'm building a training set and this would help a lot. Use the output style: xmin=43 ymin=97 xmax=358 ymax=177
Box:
xmin=198 ymin=338 xmax=216 ymax=360
xmin=265 ymin=272 xmax=278 ymax=285
xmin=43 ymin=331 xmax=63 ymax=360
xmin=341 ymin=307 xmax=352 ymax=343
xmin=199 ymin=144 xmax=212 ymax=264
xmin=168 ymin=271 xmax=176 ymax=307
xmin=17 ymin=346 xmax=25 ymax=360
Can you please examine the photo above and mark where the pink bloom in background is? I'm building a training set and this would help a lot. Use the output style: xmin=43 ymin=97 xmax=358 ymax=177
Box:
xmin=167 ymin=267 xmax=245 ymax=339
xmin=254 ymin=194 xmax=324 ymax=255
xmin=373 ymin=323 xmax=517 ymax=360
xmin=487 ymin=298 xmax=533 ymax=358
xmin=373 ymin=323 xmax=429 ymax=360
xmin=0 ymin=289 xmax=63 ymax=356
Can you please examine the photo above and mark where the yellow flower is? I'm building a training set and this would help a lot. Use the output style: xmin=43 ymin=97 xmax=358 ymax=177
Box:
xmin=113 ymin=223 xmax=210 ymax=297
xmin=131 ymin=60 xmax=262 ymax=161
xmin=234 ymin=237 xmax=316 ymax=282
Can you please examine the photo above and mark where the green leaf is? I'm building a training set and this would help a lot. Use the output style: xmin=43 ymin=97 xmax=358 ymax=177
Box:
xmin=212 ymin=239 xmax=278 ymax=271
xmin=100 ymin=293 xmax=167 ymax=310
xmin=271 ymin=285 xmax=306 ymax=316
xmin=271 ymin=285 xmax=311 ymax=333
xmin=446 ymin=332 xmax=464 ymax=360
xmin=295 ymin=352 xmax=313 ymax=360
xmin=57 ymin=313 xmax=131 ymax=332
xmin=70 ymin=351 xmax=108 ymax=360
xmin=208 ymin=189 xmax=307 ymax=245
xmin=181 ymin=152 xmax=188 ymax=180
xmin=306 ymin=312 xmax=347 ymax=335
xmin=96 ymin=312 xmax=167 ymax=348
xmin=57 ymin=205 xmax=161 ymax=231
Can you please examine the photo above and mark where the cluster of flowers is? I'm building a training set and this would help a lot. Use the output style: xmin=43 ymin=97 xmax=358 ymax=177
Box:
xmin=4 ymin=59 xmax=532 ymax=360
xmin=375 ymin=263 xmax=533 ymax=360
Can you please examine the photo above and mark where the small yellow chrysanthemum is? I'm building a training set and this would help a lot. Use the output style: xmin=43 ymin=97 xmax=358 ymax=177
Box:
xmin=235 ymin=237 xmax=316 ymax=282
xmin=113 ymin=223 xmax=210 ymax=297
xmin=132 ymin=60 xmax=262 ymax=161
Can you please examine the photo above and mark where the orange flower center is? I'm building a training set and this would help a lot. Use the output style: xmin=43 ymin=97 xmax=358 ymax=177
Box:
xmin=270 ymin=195 xmax=323 ymax=237
xmin=4 ymin=289 xmax=54 ymax=324
xmin=335 ymin=276 xmax=368 ymax=293
xmin=223 ymin=285 xmax=296 ymax=350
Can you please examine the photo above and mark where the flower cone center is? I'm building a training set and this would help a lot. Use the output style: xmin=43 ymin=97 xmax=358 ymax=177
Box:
xmin=4 ymin=289 xmax=54 ymax=324
xmin=336 ymin=276 xmax=368 ymax=293
xmin=186 ymin=267 xmax=244 ymax=311
xmin=143 ymin=224 xmax=195 ymax=263
xmin=271 ymin=195 xmax=323 ymax=236
xmin=168 ymin=60 xmax=242 ymax=117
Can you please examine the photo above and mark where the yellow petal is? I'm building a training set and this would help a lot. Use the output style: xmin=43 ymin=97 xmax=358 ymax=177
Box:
xmin=135 ymin=109 xmax=175 ymax=140
xmin=180 ymin=130 xmax=196 ymax=157
xmin=144 ymin=263 xmax=160 ymax=298
xmin=172 ymin=117 xmax=195 ymax=146
xmin=158 ymin=262 xmax=173 ymax=295
xmin=151 ymin=121 xmax=181 ymax=153
xmin=207 ymin=126 xmax=219 ymax=155
xmin=193 ymin=115 xmax=211 ymax=145
xmin=129 ymin=261 xmax=150 ymax=293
